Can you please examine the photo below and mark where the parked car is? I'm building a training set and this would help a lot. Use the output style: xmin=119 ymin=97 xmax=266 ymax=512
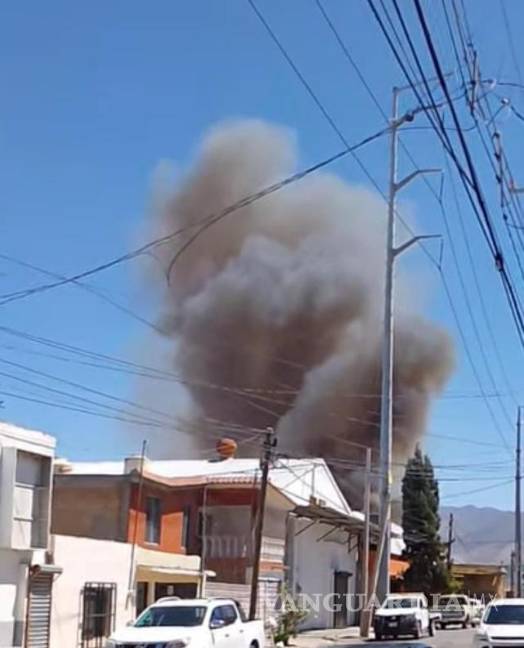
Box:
xmin=469 ymin=597 xmax=485 ymax=626
xmin=473 ymin=598 xmax=524 ymax=647
xmin=438 ymin=593 xmax=477 ymax=628
xmin=105 ymin=597 xmax=265 ymax=648
xmin=373 ymin=593 xmax=434 ymax=640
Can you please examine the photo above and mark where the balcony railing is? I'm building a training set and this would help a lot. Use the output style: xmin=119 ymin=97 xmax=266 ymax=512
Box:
xmin=203 ymin=535 xmax=285 ymax=562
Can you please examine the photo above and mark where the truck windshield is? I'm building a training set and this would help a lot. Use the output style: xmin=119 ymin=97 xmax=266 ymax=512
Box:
xmin=486 ymin=605 xmax=524 ymax=625
xmin=135 ymin=606 xmax=207 ymax=627
xmin=440 ymin=596 xmax=468 ymax=606
xmin=384 ymin=598 xmax=417 ymax=609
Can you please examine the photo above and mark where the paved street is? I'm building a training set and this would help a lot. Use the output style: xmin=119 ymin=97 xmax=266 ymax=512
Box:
xmin=294 ymin=627 xmax=473 ymax=648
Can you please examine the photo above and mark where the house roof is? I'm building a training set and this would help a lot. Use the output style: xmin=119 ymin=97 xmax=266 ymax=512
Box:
xmin=0 ymin=420 xmax=56 ymax=454
xmin=62 ymin=455 xmax=404 ymax=552
xmin=65 ymin=457 xmax=353 ymax=517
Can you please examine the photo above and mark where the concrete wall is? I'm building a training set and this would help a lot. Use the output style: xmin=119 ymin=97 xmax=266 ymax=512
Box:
xmin=289 ymin=518 xmax=358 ymax=630
xmin=0 ymin=550 xmax=23 ymax=647
xmin=50 ymin=535 xmax=133 ymax=648
xmin=0 ymin=424 xmax=55 ymax=647
xmin=52 ymin=477 xmax=128 ymax=542
xmin=1 ymin=424 xmax=55 ymax=552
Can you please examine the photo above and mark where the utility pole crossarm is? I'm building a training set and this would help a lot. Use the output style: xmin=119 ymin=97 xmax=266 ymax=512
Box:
xmin=393 ymin=234 xmax=441 ymax=258
xmin=395 ymin=168 xmax=441 ymax=193
xmin=510 ymin=181 xmax=524 ymax=195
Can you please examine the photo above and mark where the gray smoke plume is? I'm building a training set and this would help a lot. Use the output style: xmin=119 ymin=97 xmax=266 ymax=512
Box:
xmin=148 ymin=120 xmax=454 ymax=505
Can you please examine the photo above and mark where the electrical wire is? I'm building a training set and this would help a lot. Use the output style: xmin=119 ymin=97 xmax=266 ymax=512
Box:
xmin=314 ymin=0 xmax=516 ymax=447
xmin=410 ymin=0 xmax=524 ymax=348
xmin=0 ymin=126 xmax=388 ymax=307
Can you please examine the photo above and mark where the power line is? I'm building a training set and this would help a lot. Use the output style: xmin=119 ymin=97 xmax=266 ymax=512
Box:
xmin=0 ymin=128 xmax=387 ymax=307
xmin=0 ymin=253 xmax=165 ymax=334
xmin=314 ymin=0 xmax=515 ymax=447
xmin=411 ymin=0 xmax=524 ymax=348
xmin=499 ymin=0 xmax=524 ymax=94
xmin=440 ymin=478 xmax=514 ymax=500
xmin=247 ymin=0 xmax=440 ymax=266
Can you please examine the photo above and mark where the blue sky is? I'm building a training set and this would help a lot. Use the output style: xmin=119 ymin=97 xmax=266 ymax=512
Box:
xmin=2 ymin=0 xmax=524 ymax=509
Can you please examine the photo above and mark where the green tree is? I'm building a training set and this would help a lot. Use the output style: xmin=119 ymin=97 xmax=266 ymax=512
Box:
xmin=401 ymin=446 xmax=451 ymax=594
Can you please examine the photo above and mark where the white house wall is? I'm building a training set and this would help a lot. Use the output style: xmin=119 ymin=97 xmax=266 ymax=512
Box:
xmin=290 ymin=518 xmax=357 ymax=630
xmin=0 ymin=549 xmax=24 ymax=647
xmin=50 ymin=535 xmax=133 ymax=648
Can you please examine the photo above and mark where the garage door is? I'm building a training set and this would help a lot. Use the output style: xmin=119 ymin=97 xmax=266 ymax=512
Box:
xmin=25 ymin=573 xmax=53 ymax=648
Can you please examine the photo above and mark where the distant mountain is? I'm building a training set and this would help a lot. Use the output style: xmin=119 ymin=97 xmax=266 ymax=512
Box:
xmin=440 ymin=505 xmax=514 ymax=566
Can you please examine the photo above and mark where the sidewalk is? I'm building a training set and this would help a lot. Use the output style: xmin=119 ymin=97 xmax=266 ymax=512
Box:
xmin=289 ymin=626 xmax=364 ymax=647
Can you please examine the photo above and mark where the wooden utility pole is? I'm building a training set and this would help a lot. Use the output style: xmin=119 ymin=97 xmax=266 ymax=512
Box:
xmin=249 ymin=428 xmax=276 ymax=620
xmin=446 ymin=512 xmax=455 ymax=569
xmin=127 ymin=440 xmax=147 ymax=607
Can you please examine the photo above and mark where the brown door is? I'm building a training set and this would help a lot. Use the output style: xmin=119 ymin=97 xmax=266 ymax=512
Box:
xmin=333 ymin=571 xmax=349 ymax=628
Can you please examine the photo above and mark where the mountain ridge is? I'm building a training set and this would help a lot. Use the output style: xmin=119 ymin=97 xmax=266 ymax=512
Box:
xmin=440 ymin=504 xmax=515 ymax=566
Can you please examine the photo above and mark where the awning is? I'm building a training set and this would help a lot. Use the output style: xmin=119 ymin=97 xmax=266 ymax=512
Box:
xmin=135 ymin=547 xmax=212 ymax=583
xmin=30 ymin=564 xmax=63 ymax=576
xmin=369 ymin=550 xmax=409 ymax=579
xmin=136 ymin=565 xmax=215 ymax=582
xmin=390 ymin=558 xmax=409 ymax=578
xmin=293 ymin=503 xmax=368 ymax=532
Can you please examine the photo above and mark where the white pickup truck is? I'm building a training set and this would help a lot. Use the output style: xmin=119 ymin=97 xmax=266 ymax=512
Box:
xmin=438 ymin=593 xmax=479 ymax=628
xmin=373 ymin=593 xmax=435 ymax=640
xmin=105 ymin=597 xmax=266 ymax=648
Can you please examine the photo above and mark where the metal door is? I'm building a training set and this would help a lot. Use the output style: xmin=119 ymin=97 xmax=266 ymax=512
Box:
xmin=333 ymin=571 xmax=349 ymax=628
xmin=25 ymin=573 xmax=52 ymax=648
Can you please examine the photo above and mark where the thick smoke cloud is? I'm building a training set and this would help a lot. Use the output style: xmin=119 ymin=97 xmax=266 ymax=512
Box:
xmin=149 ymin=120 xmax=454 ymax=505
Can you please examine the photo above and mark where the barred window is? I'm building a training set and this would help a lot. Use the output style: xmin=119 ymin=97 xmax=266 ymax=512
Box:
xmin=81 ymin=582 xmax=116 ymax=648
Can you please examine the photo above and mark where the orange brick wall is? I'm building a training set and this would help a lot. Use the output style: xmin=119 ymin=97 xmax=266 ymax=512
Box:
xmin=127 ymin=484 xmax=258 ymax=555
xmin=127 ymin=484 xmax=201 ymax=553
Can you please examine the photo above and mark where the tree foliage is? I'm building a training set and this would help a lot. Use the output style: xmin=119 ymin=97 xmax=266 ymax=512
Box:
xmin=402 ymin=446 xmax=452 ymax=594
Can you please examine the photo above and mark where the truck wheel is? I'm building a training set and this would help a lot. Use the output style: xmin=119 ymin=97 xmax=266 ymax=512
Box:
xmin=463 ymin=617 xmax=470 ymax=629
xmin=375 ymin=631 xmax=383 ymax=641
xmin=441 ymin=623 xmax=447 ymax=630
xmin=429 ymin=620 xmax=435 ymax=637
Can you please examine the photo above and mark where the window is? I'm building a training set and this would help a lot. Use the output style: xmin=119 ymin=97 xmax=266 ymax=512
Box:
xmin=383 ymin=597 xmax=418 ymax=609
xmin=81 ymin=583 xmax=116 ymax=648
xmin=13 ymin=450 xmax=51 ymax=549
xmin=145 ymin=496 xmax=161 ymax=544
xmin=16 ymin=451 xmax=49 ymax=486
xmin=135 ymin=605 xmax=206 ymax=627
xmin=181 ymin=507 xmax=190 ymax=549
xmin=210 ymin=604 xmax=238 ymax=627
xmin=485 ymin=604 xmax=524 ymax=625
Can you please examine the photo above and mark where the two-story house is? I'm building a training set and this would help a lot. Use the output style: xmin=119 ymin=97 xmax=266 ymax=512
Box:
xmin=0 ymin=421 xmax=56 ymax=648
xmin=53 ymin=455 xmax=375 ymax=630
xmin=50 ymin=456 xmax=207 ymax=648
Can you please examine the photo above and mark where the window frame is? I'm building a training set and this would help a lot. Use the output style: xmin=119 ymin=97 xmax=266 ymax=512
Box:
xmin=181 ymin=506 xmax=191 ymax=549
xmin=145 ymin=496 xmax=162 ymax=545
xmin=210 ymin=604 xmax=238 ymax=628
xmin=81 ymin=582 xmax=117 ymax=648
